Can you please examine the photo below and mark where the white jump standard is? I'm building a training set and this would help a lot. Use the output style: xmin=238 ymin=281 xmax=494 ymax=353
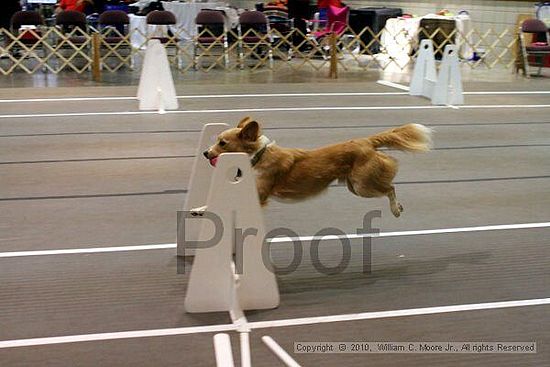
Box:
xmin=182 ymin=147 xmax=279 ymax=313
xmin=410 ymin=39 xmax=464 ymax=106
xmin=137 ymin=39 xmax=178 ymax=113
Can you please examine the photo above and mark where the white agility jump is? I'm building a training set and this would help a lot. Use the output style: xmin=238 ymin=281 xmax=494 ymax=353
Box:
xmin=410 ymin=39 xmax=464 ymax=106
xmin=180 ymin=123 xmax=279 ymax=313
xmin=137 ymin=39 xmax=178 ymax=113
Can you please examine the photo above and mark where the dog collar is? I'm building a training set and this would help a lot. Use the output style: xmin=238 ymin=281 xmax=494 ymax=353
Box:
xmin=250 ymin=135 xmax=274 ymax=167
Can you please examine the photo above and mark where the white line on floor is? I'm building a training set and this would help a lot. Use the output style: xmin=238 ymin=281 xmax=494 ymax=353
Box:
xmin=1 ymin=104 xmax=550 ymax=119
xmin=0 ymin=244 xmax=176 ymax=258
xmin=376 ymin=80 xmax=410 ymax=91
xmin=1 ymin=297 xmax=548 ymax=349
xmin=1 ymin=90 xmax=549 ymax=103
xmin=262 ymin=336 xmax=302 ymax=367
xmin=0 ymin=324 xmax=237 ymax=349
xmin=1 ymin=222 xmax=548 ymax=258
xmin=247 ymin=297 xmax=550 ymax=330
xmin=268 ymin=221 xmax=550 ymax=243
xmin=0 ymin=96 xmax=136 ymax=103
xmin=0 ymin=92 xmax=407 ymax=103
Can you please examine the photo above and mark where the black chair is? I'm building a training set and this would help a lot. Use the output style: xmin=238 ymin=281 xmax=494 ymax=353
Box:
xmin=519 ymin=18 xmax=550 ymax=77
xmin=98 ymin=10 xmax=130 ymax=41
xmin=263 ymin=7 xmax=293 ymax=60
xmin=10 ymin=10 xmax=44 ymax=46
xmin=53 ymin=10 xmax=90 ymax=70
xmin=146 ymin=10 xmax=177 ymax=43
xmin=9 ymin=11 xmax=47 ymax=68
xmin=56 ymin=10 xmax=88 ymax=44
xmin=194 ymin=9 xmax=228 ymax=69
xmin=98 ymin=10 xmax=132 ymax=69
xmin=146 ymin=10 xmax=177 ymax=25
xmin=238 ymin=10 xmax=272 ymax=68
xmin=146 ymin=10 xmax=181 ymax=67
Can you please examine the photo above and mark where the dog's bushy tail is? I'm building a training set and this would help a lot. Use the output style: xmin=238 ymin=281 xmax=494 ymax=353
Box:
xmin=368 ymin=123 xmax=433 ymax=152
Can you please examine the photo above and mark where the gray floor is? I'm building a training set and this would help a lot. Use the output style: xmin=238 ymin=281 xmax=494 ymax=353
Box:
xmin=0 ymin=79 xmax=549 ymax=366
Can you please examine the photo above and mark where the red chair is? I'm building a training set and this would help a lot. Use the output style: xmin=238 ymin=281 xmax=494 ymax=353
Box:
xmin=10 ymin=11 xmax=44 ymax=46
xmin=519 ymin=18 xmax=550 ymax=76
xmin=305 ymin=5 xmax=349 ymax=58
xmin=9 ymin=11 xmax=47 ymax=68
xmin=313 ymin=5 xmax=349 ymax=39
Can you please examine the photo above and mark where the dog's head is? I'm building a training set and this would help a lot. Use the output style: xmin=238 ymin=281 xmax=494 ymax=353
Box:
xmin=203 ymin=117 xmax=262 ymax=166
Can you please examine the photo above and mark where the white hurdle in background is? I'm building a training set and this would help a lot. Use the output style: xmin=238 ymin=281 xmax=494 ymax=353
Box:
xmin=409 ymin=39 xmax=437 ymax=100
xmin=432 ymin=44 xmax=464 ymax=105
xmin=409 ymin=39 xmax=463 ymax=106
xmin=137 ymin=39 xmax=178 ymax=113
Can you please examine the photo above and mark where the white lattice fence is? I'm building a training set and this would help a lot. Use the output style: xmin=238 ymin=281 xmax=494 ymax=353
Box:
xmin=0 ymin=25 xmax=519 ymax=76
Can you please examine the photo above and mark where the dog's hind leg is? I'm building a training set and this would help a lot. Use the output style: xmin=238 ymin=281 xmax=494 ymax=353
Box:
xmin=346 ymin=153 xmax=403 ymax=218
xmin=345 ymin=177 xmax=358 ymax=195
xmin=387 ymin=186 xmax=403 ymax=218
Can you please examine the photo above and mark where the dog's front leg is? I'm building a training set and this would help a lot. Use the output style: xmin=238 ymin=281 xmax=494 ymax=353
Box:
xmin=258 ymin=188 xmax=271 ymax=207
xmin=256 ymin=176 xmax=274 ymax=207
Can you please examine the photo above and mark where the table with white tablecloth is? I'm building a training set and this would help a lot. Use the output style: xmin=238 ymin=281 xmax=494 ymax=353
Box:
xmin=129 ymin=14 xmax=148 ymax=49
xmin=129 ymin=14 xmax=177 ymax=48
xmin=129 ymin=2 xmax=238 ymax=48
xmin=382 ymin=14 xmax=473 ymax=61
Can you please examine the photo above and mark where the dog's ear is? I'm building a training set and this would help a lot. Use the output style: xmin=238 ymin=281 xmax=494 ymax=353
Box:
xmin=237 ymin=116 xmax=252 ymax=128
xmin=239 ymin=120 xmax=260 ymax=141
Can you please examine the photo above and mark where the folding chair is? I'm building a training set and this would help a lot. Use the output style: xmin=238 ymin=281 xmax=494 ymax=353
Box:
xmin=56 ymin=10 xmax=88 ymax=35
xmin=238 ymin=10 xmax=273 ymax=69
xmin=55 ymin=10 xmax=90 ymax=71
xmin=306 ymin=5 xmax=349 ymax=58
xmin=263 ymin=7 xmax=294 ymax=60
xmin=311 ymin=5 xmax=349 ymax=40
xmin=98 ymin=10 xmax=132 ymax=69
xmin=9 ymin=11 xmax=47 ymax=70
xmin=194 ymin=9 xmax=228 ymax=69
xmin=519 ymin=18 xmax=550 ymax=77
xmin=10 ymin=11 xmax=44 ymax=41
xmin=146 ymin=10 xmax=182 ymax=68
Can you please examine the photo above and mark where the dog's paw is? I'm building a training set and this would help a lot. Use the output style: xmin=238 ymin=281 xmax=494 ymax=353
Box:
xmin=190 ymin=205 xmax=208 ymax=216
xmin=391 ymin=203 xmax=403 ymax=218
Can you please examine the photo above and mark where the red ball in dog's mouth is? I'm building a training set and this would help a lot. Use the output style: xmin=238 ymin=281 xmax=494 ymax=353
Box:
xmin=209 ymin=156 xmax=218 ymax=167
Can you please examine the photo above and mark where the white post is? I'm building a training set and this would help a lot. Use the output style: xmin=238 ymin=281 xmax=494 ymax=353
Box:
xmin=240 ymin=332 xmax=252 ymax=367
xmin=432 ymin=44 xmax=464 ymax=105
xmin=213 ymin=333 xmax=236 ymax=367
xmin=409 ymin=39 xmax=437 ymax=99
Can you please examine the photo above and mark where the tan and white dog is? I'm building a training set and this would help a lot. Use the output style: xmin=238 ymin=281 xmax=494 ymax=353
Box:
xmin=203 ymin=117 xmax=432 ymax=217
